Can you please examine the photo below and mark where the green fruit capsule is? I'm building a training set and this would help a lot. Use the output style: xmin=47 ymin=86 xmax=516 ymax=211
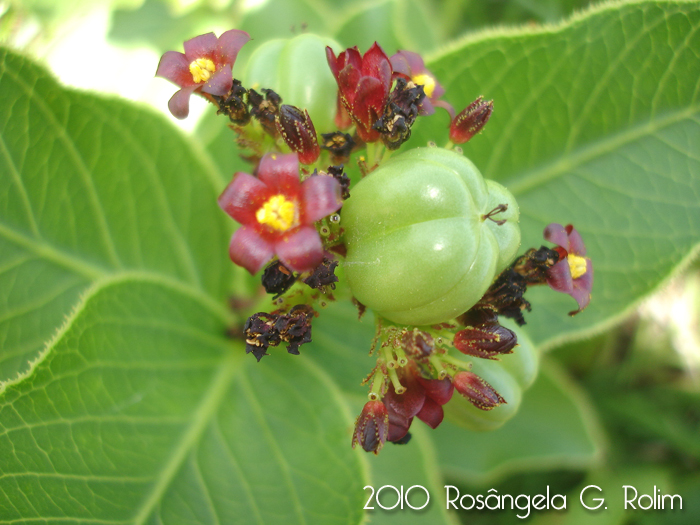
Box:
xmin=242 ymin=33 xmax=340 ymax=134
xmin=342 ymin=147 xmax=520 ymax=326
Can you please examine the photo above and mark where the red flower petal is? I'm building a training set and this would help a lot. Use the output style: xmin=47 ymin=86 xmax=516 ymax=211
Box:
xmin=389 ymin=51 xmax=412 ymax=78
xmin=274 ymin=226 xmax=324 ymax=273
xmin=156 ymin=51 xmax=197 ymax=87
xmin=415 ymin=376 xmax=454 ymax=406
xmin=183 ymin=32 xmax=218 ymax=61
xmin=362 ymin=42 xmax=392 ymax=88
xmin=566 ymin=225 xmax=587 ymax=256
xmin=337 ymin=66 xmax=362 ymax=106
xmin=416 ymin=398 xmax=444 ymax=429
xmin=216 ymin=29 xmax=250 ymax=65
xmin=543 ymin=223 xmax=569 ymax=250
xmin=218 ymin=172 xmax=270 ymax=225
xmin=334 ymin=92 xmax=353 ymax=129
xmin=352 ymin=76 xmax=385 ymax=142
xmin=546 ymin=259 xmax=574 ymax=294
xmin=383 ymin=371 xmax=426 ymax=420
xmin=229 ymin=226 xmax=275 ymax=274
xmin=257 ymin=153 xmax=302 ymax=196
xmin=201 ymin=64 xmax=233 ymax=96
xmin=387 ymin=413 xmax=412 ymax=442
xmin=300 ymin=175 xmax=342 ymax=223
xmin=167 ymin=86 xmax=198 ymax=120
xmin=325 ymin=46 xmax=341 ymax=79
xmin=569 ymin=259 xmax=593 ymax=314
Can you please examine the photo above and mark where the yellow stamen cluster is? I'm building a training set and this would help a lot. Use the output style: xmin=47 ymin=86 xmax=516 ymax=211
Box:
xmin=256 ymin=195 xmax=297 ymax=231
xmin=567 ymin=254 xmax=588 ymax=279
xmin=412 ymin=73 xmax=436 ymax=98
xmin=189 ymin=58 xmax=216 ymax=83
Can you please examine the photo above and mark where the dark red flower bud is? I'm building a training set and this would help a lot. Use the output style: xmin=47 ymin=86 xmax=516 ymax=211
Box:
xmin=276 ymin=105 xmax=321 ymax=165
xmin=449 ymin=96 xmax=493 ymax=144
xmin=453 ymin=323 xmax=517 ymax=360
xmin=453 ymin=371 xmax=506 ymax=410
xmin=352 ymin=400 xmax=389 ymax=454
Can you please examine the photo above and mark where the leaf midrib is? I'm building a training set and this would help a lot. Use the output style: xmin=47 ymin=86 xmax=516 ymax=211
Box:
xmin=131 ymin=351 xmax=239 ymax=525
xmin=0 ymin=220 xmax=231 ymax=325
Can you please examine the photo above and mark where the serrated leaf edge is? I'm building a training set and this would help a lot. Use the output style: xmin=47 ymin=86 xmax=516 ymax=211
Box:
xmin=424 ymin=0 xmax=699 ymax=64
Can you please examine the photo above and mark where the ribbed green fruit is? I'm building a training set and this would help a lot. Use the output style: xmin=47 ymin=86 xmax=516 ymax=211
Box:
xmin=342 ymin=147 xmax=520 ymax=326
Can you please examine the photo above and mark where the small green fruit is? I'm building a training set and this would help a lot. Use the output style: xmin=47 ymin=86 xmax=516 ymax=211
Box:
xmin=342 ymin=147 xmax=520 ymax=326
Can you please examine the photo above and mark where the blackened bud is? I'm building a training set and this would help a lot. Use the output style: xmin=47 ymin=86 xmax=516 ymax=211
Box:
xmin=276 ymin=105 xmax=320 ymax=165
xmin=217 ymin=79 xmax=250 ymax=125
xmin=303 ymin=258 xmax=339 ymax=290
xmin=512 ymin=246 xmax=560 ymax=285
xmin=243 ymin=312 xmax=282 ymax=362
xmin=453 ymin=371 xmax=506 ymax=410
xmin=326 ymin=165 xmax=351 ymax=200
xmin=249 ymin=88 xmax=282 ymax=136
xmin=373 ymin=78 xmax=424 ymax=150
xmin=449 ymin=96 xmax=493 ymax=144
xmin=261 ymin=260 xmax=296 ymax=299
xmin=453 ymin=324 xmax=517 ymax=359
xmin=352 ymin=400 xmax=389 ymax=454
xmin=479 ymin=246 xmax=561 ymax=326
xmin=275 ymin=304 xmax=315 ymax=355
xmin=480 ymin=268 xmax=530 ymax=326
xmin=321 ymin=132 xmax=355 ymax=166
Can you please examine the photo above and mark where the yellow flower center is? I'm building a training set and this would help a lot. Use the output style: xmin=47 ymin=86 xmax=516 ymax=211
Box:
xmin=256 ymin=195 xmax=297 ymax=231
xmin=567 ymin=254 xmax=588 ymax=280
xmin=412 ymin=73 xmax=436 ymax=98
xmin=189 ymin=58 xmax=216 ymax=83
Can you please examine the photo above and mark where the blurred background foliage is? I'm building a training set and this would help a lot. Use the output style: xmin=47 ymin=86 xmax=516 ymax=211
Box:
xmin=1 ymin=0 xmax=698 ymax=523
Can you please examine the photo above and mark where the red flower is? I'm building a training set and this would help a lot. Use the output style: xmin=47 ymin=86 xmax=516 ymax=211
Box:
xmin=390 ymin=50 xmax=450 ymax=116
xmin=218 ymin=153 xmax=342 ymax=274
xmin=543 ymin=223 xmax=593 ymax=315
xmin=156 ymin=29 xmax=250 ymax=119
xmin=382 ymin=364 xmax=454 ymax=443
xmin=326 ymin=43 xmax=392 ymax=142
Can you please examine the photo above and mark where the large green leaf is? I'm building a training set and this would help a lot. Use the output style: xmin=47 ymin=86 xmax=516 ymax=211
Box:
xmin=0 ymin=48 xmax=366 ymax=523
xmin=410 ymin=0 xmax=700 ymax=348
